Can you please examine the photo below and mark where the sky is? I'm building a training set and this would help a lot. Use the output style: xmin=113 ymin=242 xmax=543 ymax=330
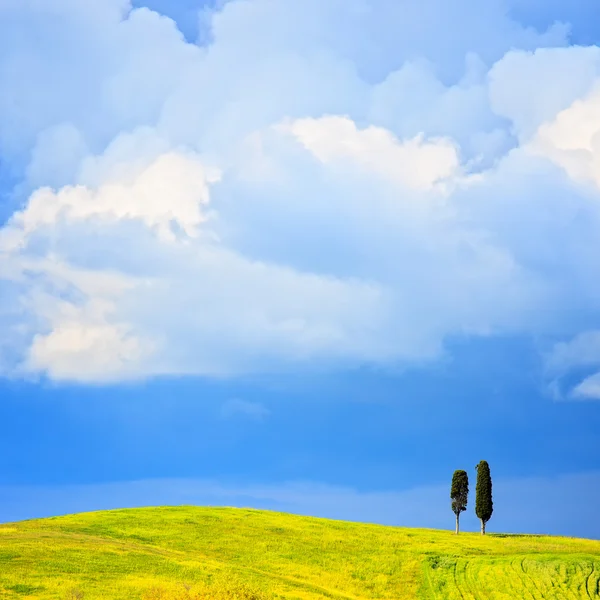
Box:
xmin=1 ymin=0 xmax=600 ymax=539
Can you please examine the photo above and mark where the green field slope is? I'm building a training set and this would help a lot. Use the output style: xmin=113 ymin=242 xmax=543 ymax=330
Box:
xmin=0 ymin=506 xmax=598 ymax=599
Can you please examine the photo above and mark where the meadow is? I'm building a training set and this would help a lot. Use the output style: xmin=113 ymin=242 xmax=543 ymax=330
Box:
xmin=0 ymin=506 xmax=598 ymax=599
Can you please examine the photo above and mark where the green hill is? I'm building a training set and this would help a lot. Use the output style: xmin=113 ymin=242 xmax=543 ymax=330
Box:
xmin=0 ymin=506 xmax=598 ymax=599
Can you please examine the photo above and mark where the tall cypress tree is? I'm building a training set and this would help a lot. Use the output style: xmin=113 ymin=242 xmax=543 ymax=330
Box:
xmin=475 ymin=460 xmax=493 ymax=535
xmin=450 ymin=470 xmax=469 ymax=534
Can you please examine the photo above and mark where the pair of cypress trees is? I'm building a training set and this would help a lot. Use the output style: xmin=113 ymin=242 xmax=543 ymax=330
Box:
xmin=450 ymin=460 xmax=493 ymax=535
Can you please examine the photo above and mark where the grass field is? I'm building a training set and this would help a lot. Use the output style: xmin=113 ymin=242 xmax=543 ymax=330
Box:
xmin=0 ymin=506 xmax=598 ymax=599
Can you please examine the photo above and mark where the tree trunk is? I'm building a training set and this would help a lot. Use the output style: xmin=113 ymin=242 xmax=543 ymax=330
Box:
xmin=480 ymin=519 xmax=486 ymax=535
xmin=455 ymin=513 xmax=460 ymax=535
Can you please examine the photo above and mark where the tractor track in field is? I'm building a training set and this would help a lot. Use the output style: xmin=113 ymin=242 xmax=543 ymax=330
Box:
xmin=452 ymin=559 xmax=467 ymax=600
xmin=439 ymin=554 xmax=600 ymax=600
xmin=503 ymin=559 xmax=530 ymax=600
xmin=544 ymin=560 xmax=560 ymax=598
xmin=584 ymin=561 xmax=597 ymax=599
xmin=559 ymin=564 xmax=580 ymax=600
xmin=585 ymin=559 xmax=600 ymax=600
xmin=421 ymin=561 xmax=438 ymax=600
xmin=516 ymin=557 xmax=542 ymax=600
xmin=463 ymin=559 xmax=486 ymax=600
xmin=456 ymin=558 xmax=485 ymax=600
xmin=422 ymin=554 xmax=600 ymax=600
xmin=571 ymin=565 xmax=588 ymax=600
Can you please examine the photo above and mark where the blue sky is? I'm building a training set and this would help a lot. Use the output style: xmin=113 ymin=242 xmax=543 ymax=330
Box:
xmin=1 ymin=0 xmax=600 ymax=539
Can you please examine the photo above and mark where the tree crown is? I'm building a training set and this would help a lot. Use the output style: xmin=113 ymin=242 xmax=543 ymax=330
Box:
xmin=475 ymin=460 xmax=493 ymax=523
xmin=450 ymin=469 xmax=469 ymax=515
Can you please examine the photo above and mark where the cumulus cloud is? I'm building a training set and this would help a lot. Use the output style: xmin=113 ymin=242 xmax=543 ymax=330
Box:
xmin=2 ymin=148 xmax=396 ymax=381
xmin=488 ymin=46 xmax=600 ymax=142
xmin=530 ymin=84 xmax=600 ymax=189
xmin=1 ymin=0 xmax=600 ymax=383
xmin=282 ymin=116 xmax=461 ymax=190
xmin=2 ymin=151 xmax=216 ymax=248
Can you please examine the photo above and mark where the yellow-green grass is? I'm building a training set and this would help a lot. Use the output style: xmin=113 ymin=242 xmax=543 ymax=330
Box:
xmin=0 ymin=506 xmax=599 ymax=599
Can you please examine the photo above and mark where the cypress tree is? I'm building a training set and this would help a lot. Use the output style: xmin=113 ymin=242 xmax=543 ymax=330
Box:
xmin=475 ymin=460 xmax=493 ymax=535
xmin=450 ymin=470 xmax=469 ymax=534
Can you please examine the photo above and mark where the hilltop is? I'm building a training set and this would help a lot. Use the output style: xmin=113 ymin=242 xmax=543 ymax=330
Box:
xmin=0 ymin=506 xmax=598 ymax=599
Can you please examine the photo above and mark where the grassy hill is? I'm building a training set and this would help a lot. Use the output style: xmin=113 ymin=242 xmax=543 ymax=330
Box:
xmin=0 ymin=506 xmax=598 ymax=599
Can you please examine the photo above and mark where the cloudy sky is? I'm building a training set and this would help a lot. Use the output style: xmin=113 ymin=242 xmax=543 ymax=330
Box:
xmin=1 ymin=0 xmax=600 ymax=538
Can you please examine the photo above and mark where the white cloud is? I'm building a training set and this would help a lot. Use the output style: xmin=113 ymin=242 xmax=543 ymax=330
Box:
xmin=282 ymin=116 xmax=460 ymax=190
xmin=1 ymin=152 xmax=217 ymax=249
xmin=367 ymin=56 xmax=511 ymax=170
xmin=2 ymin=116 xmax=550 ymax=381
xmin=488 ymin=46 xmax=600 ymax=142
xmin=547 ymin=330 xmax=600 ymax=373
xmin=0 ymin=257 xmax=147 ymax=382
xmin=546 ymin=331 xmax=600 ymax=400
xmin=572 ymin=373 xmax=600 ymax=400
xmin=202 ymin=0 xmax=567 ymax=85
xmin=529 ymin=85 xmax=600 ymax=189
xmin=1 ymin=148 xmax=398 ymax=381
xmin=0 ymin=1 xmax=201 ymax=165
xmin=1 ymin=0 xmax=600 ymax=383
xmin=29 ymin=321 xmax=148 ymax=384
